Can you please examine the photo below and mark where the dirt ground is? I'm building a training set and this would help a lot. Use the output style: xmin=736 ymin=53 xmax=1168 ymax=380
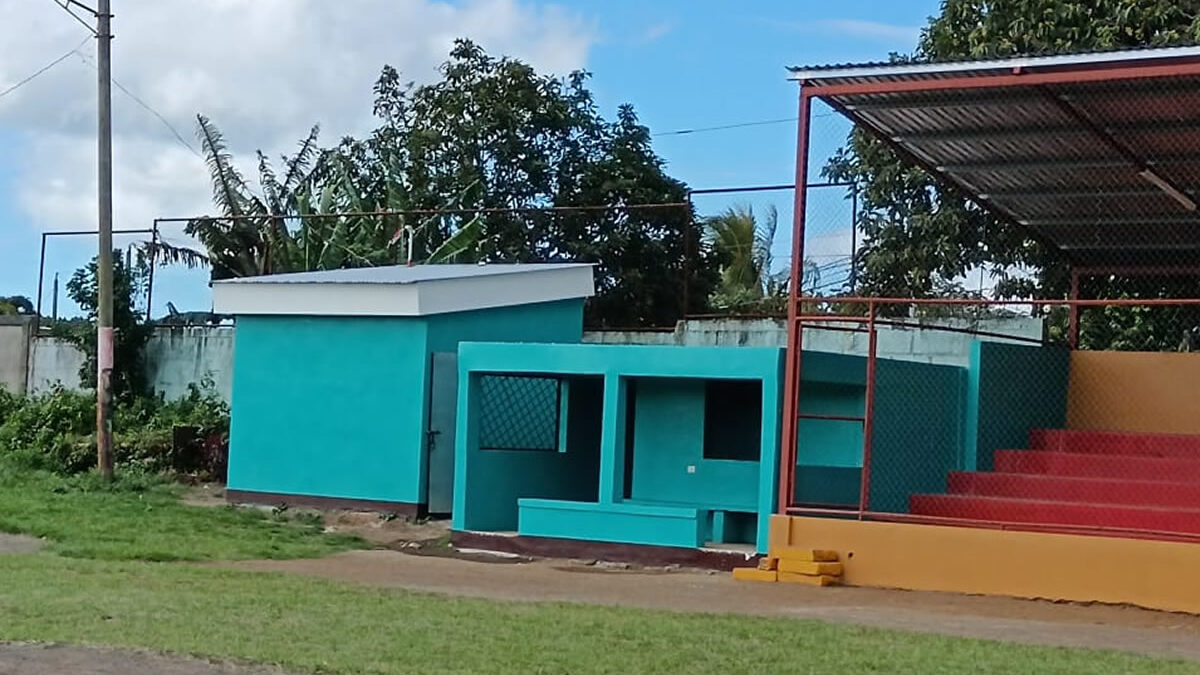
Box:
xmin=0 ymin=535 xmax=42 ymax=555
xmin=230 ymin=549 xmax=1200 ymax=662
xmin=0 ymin=643 xmax=287 ymax=675
xmin=187 ymin=485 xmax=1200 ymax=661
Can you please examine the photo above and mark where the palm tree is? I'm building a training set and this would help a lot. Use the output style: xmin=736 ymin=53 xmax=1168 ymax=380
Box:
xmin=704 ymin=204 xmax=825 ymax=313
xmin=153 ymin=116 xmax=484 ymax=281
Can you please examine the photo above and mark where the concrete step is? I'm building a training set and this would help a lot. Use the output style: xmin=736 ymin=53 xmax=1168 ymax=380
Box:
xmin=910 ymin=493 xmax=1200 ymax=535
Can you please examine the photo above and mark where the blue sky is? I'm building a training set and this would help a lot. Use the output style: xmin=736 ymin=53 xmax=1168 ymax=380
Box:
xmin=0 ymin=0 xmax=938 ymax=317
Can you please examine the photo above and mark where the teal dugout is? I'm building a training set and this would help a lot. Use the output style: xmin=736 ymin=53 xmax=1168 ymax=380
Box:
xmin=453 ymin=339 xmax=1070 ymax=554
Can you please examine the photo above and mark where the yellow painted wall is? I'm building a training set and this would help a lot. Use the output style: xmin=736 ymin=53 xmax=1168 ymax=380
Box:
xmin=1067 ymin=351 xmax=1200 ymax=435
xmin=770 ymin=515 xmax=1200 ymax=614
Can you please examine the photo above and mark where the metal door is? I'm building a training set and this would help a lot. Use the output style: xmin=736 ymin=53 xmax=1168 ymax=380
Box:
xmin=426 ymin=352 xmax=458 ymax=514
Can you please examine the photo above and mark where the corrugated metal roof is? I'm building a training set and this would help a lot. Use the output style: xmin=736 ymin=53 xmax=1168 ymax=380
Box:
xmin=214 ymin=263 xmax=594 ymax=285
xmin=792 ymin=46 xmax=1200 ymax=268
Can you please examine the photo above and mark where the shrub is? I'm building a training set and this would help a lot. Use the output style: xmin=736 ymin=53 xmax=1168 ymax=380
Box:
xmin=0 ymin=379 xmax=230 ymax=480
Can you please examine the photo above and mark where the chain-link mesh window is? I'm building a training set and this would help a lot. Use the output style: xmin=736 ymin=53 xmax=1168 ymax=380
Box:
xmin=478 ymin=374 xmax=562 ymax=451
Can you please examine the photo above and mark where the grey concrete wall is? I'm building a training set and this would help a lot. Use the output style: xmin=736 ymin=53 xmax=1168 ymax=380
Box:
xmin=28 ymin=337 xmax=87 ymax=393
xmin=143 ymin=326 xmax=234 ymax=402
xmin=2 ymin=315 xmax=1045 ymax=402
xmin=585 ymin=315 xmax=1045 ymax=368
xmin=16 ymin=327 xmax=234 ymax=402
xmin=0 ymin=317 xmax=34 ymax=394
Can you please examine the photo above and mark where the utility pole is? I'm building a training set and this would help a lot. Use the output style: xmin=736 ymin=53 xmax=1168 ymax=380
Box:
xmin=96 ymin=0 xmax=115 ymax=479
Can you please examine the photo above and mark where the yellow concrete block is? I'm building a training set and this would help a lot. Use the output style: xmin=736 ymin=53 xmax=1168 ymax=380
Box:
xmin=773 ymin=547 xmax=839 ymax=563
xmin=779 ymin=572 xmax=841 ymax=586
xmin=732 ymin=567 xmax=778 ymax=583
xmin=778 ymin=560 xmax=843 ymax=576
xmin=757 ymin=557 xmax=778 ymax=571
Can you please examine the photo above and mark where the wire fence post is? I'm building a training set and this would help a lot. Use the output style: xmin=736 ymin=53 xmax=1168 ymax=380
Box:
xmin=858 ymin=299 xmax=878 ymax=520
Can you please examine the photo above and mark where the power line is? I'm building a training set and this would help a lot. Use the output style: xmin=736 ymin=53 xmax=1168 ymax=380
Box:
xmin=652 ymin=112 xmax=835 ymax=138
xmin=73 ymin=50 xmax=201 ymax=157
xmin=0 ymin=36 xmax=90 ymax=102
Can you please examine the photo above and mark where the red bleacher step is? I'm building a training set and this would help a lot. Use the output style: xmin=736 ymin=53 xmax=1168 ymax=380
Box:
xmin=910 ymin=494 xmax=1200 ymax=535
xmin=994 ymin=450 xmax=1200 ymax=482
xmin=1031 ymin=429 xmax=1200 ymax=459
xmin=948 ymin=471 xmax=1200 ymax=509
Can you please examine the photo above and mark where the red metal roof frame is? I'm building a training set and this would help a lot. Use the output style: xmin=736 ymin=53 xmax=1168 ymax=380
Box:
xmin=777 ymin=47 xmax=1200 ymax=515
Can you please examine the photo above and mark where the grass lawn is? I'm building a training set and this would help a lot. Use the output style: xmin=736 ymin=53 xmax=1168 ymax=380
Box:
xmin=0 ymin=554 xmax=1197 ymax=675
xmin=0 ymin=469 xmax=1196 ymax=674
xmin=0 ymin=468 xmax=364 ymax=560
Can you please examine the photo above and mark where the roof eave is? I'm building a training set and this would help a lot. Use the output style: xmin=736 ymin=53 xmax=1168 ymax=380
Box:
xmin=786 ymin=44 xmax=1200 ymax=84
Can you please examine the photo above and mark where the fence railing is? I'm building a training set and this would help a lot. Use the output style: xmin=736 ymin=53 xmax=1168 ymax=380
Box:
xmin=782 ymin=297 xmax=1200 ymax=543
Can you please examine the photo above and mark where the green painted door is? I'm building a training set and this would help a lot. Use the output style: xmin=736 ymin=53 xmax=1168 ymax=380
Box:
xmin=426 ymin=352 xmax=458 ymax=514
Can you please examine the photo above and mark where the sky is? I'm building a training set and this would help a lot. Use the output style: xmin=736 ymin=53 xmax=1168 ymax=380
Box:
xmin=0 ymin=0 xmax=938 ymax=318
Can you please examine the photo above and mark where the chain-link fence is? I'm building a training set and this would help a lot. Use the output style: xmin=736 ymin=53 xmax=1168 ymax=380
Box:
xmin=782 ymin=53 xmax=1200 ymax=543
xmin=477 ymin=374 xmax=563 ymax=452
xmin=786 ymin=298 xmax=1200 ymax=540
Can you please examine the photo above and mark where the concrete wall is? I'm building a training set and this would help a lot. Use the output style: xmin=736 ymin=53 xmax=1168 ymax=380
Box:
xmin=0 ymin=317 xmax=33 ymax=394
xmin=8 ymin=327 xmax=234 ymax=401
xmin=28 ymin=338 xmax=87 ymax=393
xmin=3 ymin=315 xmax=1041 ymax=402
xmin=144 ymin=327 xmax=234 ymax=401
xmin=629 ymin=378 xmax=760 ymax=512
xmin=585 ymin=316 xmax=1045 ymax=367
xmin=1068 ymin=350 xmax=1200 ymax=435
xmin=226 ymin=315 xmax=431 ymax=506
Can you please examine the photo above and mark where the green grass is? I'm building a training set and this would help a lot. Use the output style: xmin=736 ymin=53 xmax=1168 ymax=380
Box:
xmin=0 ymin=469 xmax=364 ymax=560
xmin=0 ymin=554 xmax=1196 ymax=675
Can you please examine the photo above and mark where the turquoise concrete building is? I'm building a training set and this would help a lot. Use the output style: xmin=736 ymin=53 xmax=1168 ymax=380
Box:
xmin=450 ymin=339 xmax=1069 ymax=556
xmin=451 ymin=342 xmax=785 ymax=554
xmin=212 ymin=264 xmax=595 ymax=515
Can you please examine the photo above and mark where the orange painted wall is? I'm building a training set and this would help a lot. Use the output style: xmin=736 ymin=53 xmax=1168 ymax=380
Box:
xmin=771 ymin=515 xmax=1200 ymax=614
xmin=1067 ymin=350 xmax=1200 ymax=435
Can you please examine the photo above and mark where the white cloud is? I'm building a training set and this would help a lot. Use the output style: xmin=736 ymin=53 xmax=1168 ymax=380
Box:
xmin=640 ymin=21 xmax=676 ymax=44
xmin=811 ymin=18 xmax=921 ymax=44
xmin=0 ymin=0 xmax=595 ymax=235
xmin=778 ymin=18 xmax=920 ymax=45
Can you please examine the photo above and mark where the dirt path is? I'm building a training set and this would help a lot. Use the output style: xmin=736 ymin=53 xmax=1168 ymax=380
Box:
xmin=0 ymin=535 xmax=41 ymax=555
xmin=0 ymin=644 xmax=286 ymax=675
xmin=229 ymin=550 xmax=1200 ymax=662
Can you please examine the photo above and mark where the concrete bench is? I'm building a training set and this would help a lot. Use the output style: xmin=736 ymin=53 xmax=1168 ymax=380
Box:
xmin=517 ymin=499 xmax=707 ymax=548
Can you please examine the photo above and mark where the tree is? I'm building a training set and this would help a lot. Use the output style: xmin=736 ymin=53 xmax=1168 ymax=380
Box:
xmin=185 ymin=40 xmax=715 ymax=327
xmin=60 ymin=252 xmax=153 ymax=398
xmin=706 ymin=204 xmax=784 ymax=311
xmin=0 ymin=296 xmax=34 ymax=316
xmin=825 ymin=1 xmax=1200 ymax=343
xmin=336 ymin=40 xmax=715 ymax=326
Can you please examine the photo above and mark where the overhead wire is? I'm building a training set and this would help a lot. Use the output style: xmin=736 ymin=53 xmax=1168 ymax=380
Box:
xmin=0 ymin=36 xmax=90 ymax=102
xmin=72 ymin=49 xmax=201 ymax=157
xmin=652 ymin=112 xmax=835 ymax=137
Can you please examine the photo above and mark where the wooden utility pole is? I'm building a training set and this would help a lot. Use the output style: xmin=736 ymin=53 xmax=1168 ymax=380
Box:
xmin=96 ymin=0 xmax=115 ymax=479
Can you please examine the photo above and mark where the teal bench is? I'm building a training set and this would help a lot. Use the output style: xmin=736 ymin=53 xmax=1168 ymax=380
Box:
xmin=517 ymin=499 xmax=707 ymax=548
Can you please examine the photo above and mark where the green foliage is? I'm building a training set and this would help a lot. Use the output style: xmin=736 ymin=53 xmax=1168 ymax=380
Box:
xmin=706 ymin=204 xmax=787 ymax=313
xmin=0 ymin=295 xmax=34 ymax=315
xmin=59 ymin=252 xmax=154 ymax=397
xmin=0 ymin=467 xmax=362 ymax=561
xmin=0 ymin=380 xmax=230 ymax=478
xmin=185 ymin=40 xmax=716 ymax=327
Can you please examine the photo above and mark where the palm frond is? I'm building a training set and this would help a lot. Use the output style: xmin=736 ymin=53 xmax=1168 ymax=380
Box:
xmin=195 ymin=114 xmax=253 ymax=219
xmin=135 ymin=239 xmax=210 ymax=268
xmin=427 ymin=214 xmax=483 ymax=263
xmin=281 ymin=124 xmax=321 ymax=194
